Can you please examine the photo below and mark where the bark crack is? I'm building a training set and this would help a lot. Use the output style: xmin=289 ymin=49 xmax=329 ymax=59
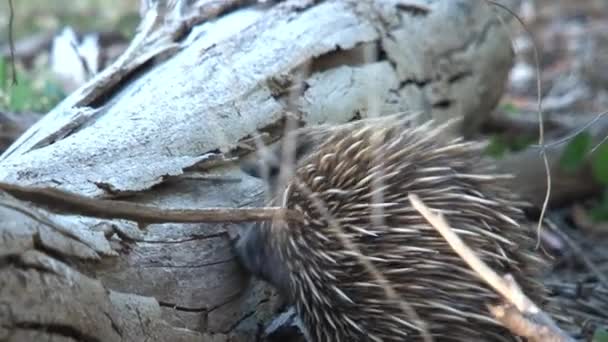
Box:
xmin=158 ymin=301 xmax=208 ymax=313
xmin=11 ymin=322 xmax=102 ymax=342
xmin=396 ymin=3 xmax=430 ymax=16
xmin=0 ymin=253 xmax=59 ymax=276
xmin=399 ymin=78 xmax=431 ymax=88
xmin=104 ymin=311 xmax=123 ymax=338
xmin=135 ymin=232 xmax=229 ymax=244
xmin=138 ymin=258 xmax=234 ymax=269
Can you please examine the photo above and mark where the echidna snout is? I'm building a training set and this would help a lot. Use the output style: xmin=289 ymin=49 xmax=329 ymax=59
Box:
xmin=240 ymin=129 xmax=321 ymax=197
xmin=233 ymin=220 xmax=293 ymax=302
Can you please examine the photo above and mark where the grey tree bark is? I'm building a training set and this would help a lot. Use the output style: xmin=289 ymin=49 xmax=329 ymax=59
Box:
xmin=0 ymin=0 xmax=521 ymax=341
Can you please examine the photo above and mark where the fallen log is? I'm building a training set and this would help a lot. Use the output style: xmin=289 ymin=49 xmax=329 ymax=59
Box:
xmin=0 ymin=0 xmax=520 ymax=340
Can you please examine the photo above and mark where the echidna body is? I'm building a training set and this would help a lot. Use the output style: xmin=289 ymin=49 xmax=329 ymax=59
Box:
xmin=235 ymin=115 xmax=549 ymax=342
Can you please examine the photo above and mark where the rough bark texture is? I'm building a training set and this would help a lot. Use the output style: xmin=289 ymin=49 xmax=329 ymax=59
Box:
xmin=0 ymin=0 xmax=520 ymax=340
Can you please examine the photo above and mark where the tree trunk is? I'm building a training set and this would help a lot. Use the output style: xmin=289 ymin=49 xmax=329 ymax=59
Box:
xmin=0 ymin=0 xmax=519 ymax=340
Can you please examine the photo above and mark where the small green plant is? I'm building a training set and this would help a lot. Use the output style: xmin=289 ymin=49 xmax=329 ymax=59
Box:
xmin=589 ymin=189 xmax=608 ymax=222
xmin=559 ymin=132 xmax=592 ymax=173
xmin=499 ymin=102 xmax=519 ymax=116
xmin=0 ymin=58 xmax=66 ymax=113
xmin=593 ymin=328 xmax=608 ymax=342
xmin=588 ymin=138 xmax=608 ymax=222
xmin=558 ymin=131 xmax=608 ymax=222
xmin=485 ymin=134 xmax=535 ymax=158
xmin=510 ymin=135 xmax=535 ymax=152
xmin=558 ymin=130 xmax=608 ymax=185
xmin=485 ymin=135 xmax=509 ymax=158
xmin=592 ymin=139 xmax=608 ymax=186
xmin=0 ymin=55 xmax=6 ymax=91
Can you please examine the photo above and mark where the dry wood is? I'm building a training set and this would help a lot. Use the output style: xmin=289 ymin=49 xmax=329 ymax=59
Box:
xmin=0 ymin=181 xmax=304 ymax=225
xmin=488 ymin=301 xmax=569 ymax=342
xmin=0 ymin=193 xmax=227 ymax=342
xmin=0 ymin=0 xmax=522 ymax=340
xmin=0 ymin=0 xmax=518 ymax=196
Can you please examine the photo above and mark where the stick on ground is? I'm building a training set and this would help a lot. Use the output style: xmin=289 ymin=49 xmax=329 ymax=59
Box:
xmin=0 ymin=181 xmax=303 ymax=225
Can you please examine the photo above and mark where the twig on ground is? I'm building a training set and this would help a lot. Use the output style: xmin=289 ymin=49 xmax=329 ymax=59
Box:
xmin=0 ymin=181 xmax=303 ymax=225
xmin=408 ymin=193 xmax=575 ymax=342
xmin=488 ymin=299 xmax=567 ymax=342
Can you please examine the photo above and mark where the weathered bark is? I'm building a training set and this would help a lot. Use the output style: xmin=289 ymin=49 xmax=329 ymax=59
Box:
xmin=0 ymin=0 xmax=520 ymax=340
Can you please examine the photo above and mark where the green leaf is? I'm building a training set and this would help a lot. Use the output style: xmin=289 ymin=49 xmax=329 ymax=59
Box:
xmin=0 ymin=57 xmax=6 ymax=91
xmin=593 ymin=328 xmax=608 ymax=342
xmin=560 ymin=132 xmax=592 ymax=173
xmin=589 ymin=189 xmax=608 ymax=222
xmin=8 ymin=79 xmax=34 ymax=112
xmin=500 ymin=102 xmax=518 ymax=115
xmin=485 ymin=135 xmax=508 ymax=158
xmin=592 ymin=140 xmax=608 ymax=186
xmin=116 ymin=13 xmax=140 ymax=37
xmin=511 ymin=135 xmax=535 ymax=152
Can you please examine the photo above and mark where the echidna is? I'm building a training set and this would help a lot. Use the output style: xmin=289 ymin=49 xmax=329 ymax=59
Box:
xmin=234 ymin=114 xmax=551 ymax=341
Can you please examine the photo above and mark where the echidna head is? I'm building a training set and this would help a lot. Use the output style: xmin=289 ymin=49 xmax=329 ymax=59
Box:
xmin=236 ymin=130 xmax=321 ymax=303
xmin=240 ymin=129 xmax=321 ymax=197
xmin=232 ymin=221 xmax=294 ymax=302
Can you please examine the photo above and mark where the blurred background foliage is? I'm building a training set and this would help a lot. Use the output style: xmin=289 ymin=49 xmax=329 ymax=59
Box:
xmin=0 ymin=0 xmax=139 ymax=113
xmin=0 ymin=0 xmax=139 ymax=40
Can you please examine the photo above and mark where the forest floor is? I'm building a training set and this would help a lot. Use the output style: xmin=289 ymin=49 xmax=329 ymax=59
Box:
xmin=489 ymin=1 xmax=608 ymax=339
